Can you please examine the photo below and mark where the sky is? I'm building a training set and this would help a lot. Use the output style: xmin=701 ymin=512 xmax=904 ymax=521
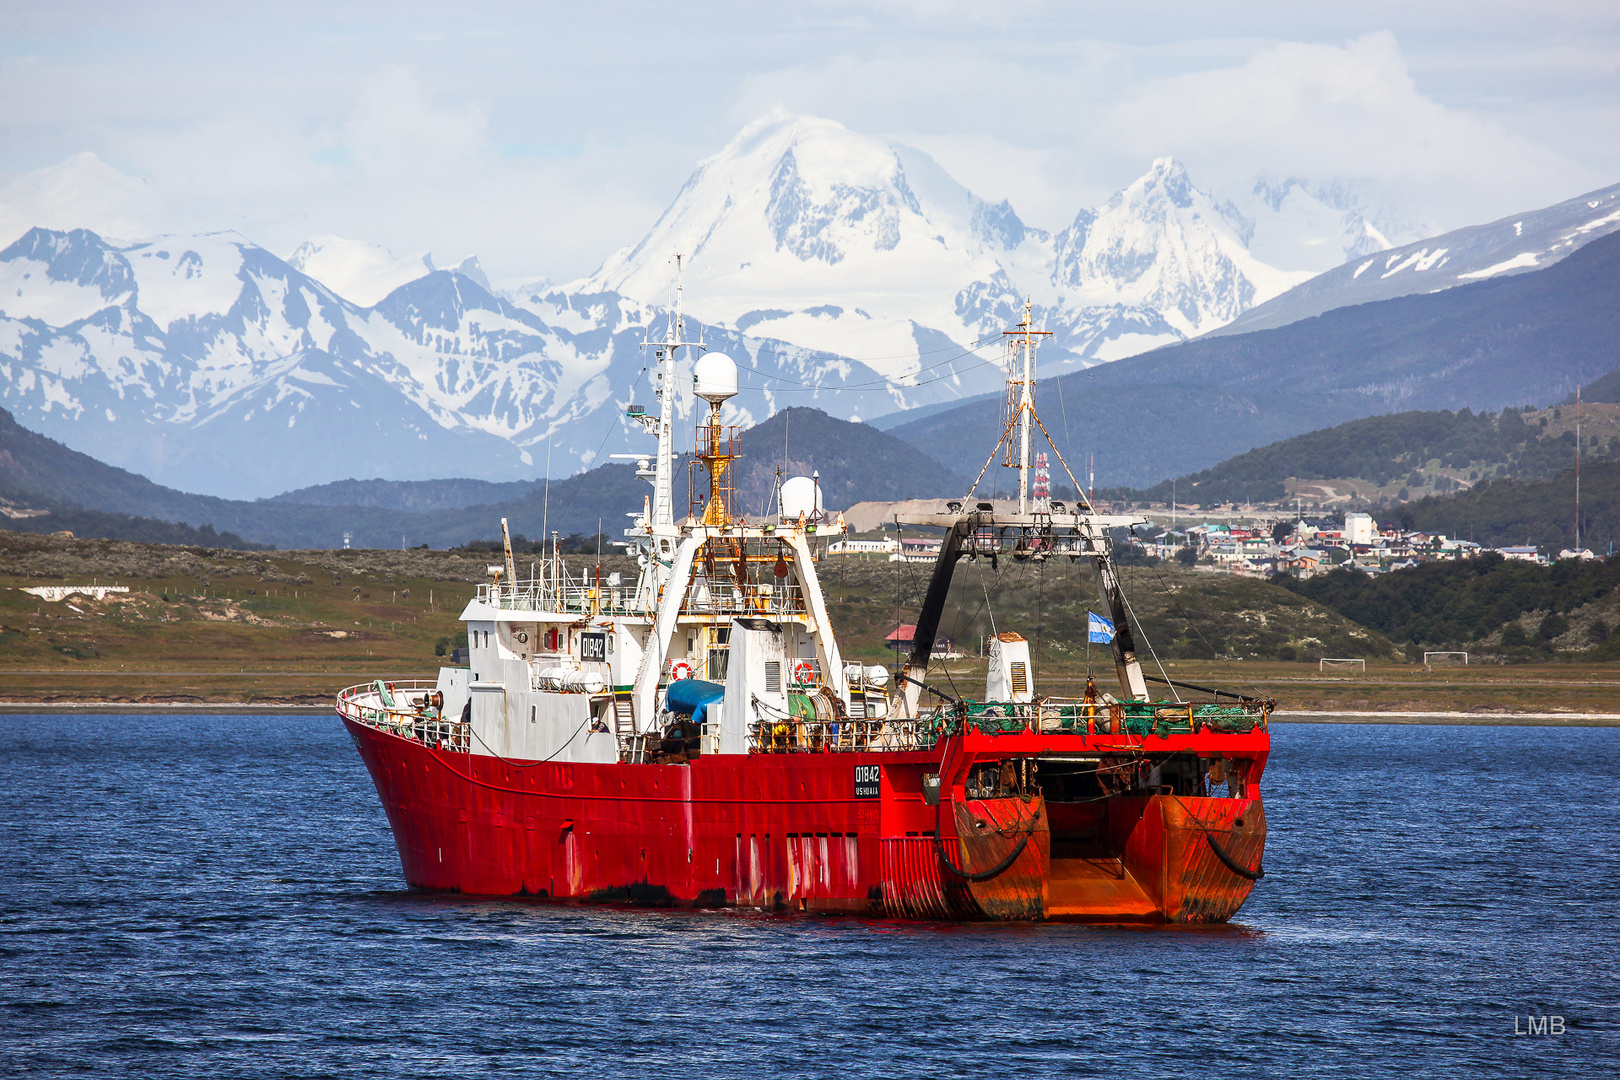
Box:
xmin=1 ymin=1 xmax=1616 ymax=285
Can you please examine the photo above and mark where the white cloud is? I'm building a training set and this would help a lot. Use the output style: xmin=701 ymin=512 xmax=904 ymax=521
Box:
xmin=733 ymin=30 xmax=1611 ymax=239
xmin=344 ymin=65 xmax=488 ymax=172
xmin=1 ymin=63 xmax=670 ymax=281
xmin=0 ymin=6 xmax=1614 ymax=280
xmin=1099 ymin=33 xmax=1595 ymax=226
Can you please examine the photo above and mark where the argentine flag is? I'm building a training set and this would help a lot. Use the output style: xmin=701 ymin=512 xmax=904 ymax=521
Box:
xmin=1088 ymin=612 xmax=1116 ymax=644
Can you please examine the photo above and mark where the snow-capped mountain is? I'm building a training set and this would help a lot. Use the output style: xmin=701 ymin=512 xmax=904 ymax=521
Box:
xmin=1238 ymin=176 xmax=1428 ymax=275
xmin=1212 ymin=179 xmax=1620 ymax=337
xmin=0 ymin=226 xmax=888 ymax=498
xmin=581 ymin=113 xmax=1316 ymax=375
xmin=16 ymin=109 xmax=1592 ymax=503
xmin=286 ymin=236 xmax=436 ymax=308
xmin=1044 ymin=157 xmax=1309 ymax=352
xmin=585 ymin=114 xmax=1031 ymax=396
xmin=287 ymin=235 xmax=492 ymax=307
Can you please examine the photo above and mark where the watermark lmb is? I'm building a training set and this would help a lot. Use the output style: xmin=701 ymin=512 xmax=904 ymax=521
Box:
xmin=1513 ymin=1015 xmax=1565 ymax=1035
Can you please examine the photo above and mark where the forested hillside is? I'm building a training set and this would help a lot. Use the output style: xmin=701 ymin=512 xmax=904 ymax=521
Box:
xmin=1282 ymin=553 xmax=1620 ymax=659
xmin=0 ymin=482 xmax=267 ymax=550
xmin=0 ymin=405 xmax=963 ymax=549
xmin=1394 ymin=462 xmax=1620 ymax=553
xmin=890 ymin=229 xmax=1620 ymax=488
xmin=1103 ymin=406 xmax=1608 ymax=507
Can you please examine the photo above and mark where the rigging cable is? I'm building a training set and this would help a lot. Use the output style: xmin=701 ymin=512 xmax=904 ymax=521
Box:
xmin=551 ymin=365 xmax=649 ymax=524
xmin=1055 ymin=366 xmax=1076 ymax=500
xmin=1110 ymin=536 xmax=1182 ymax=703
xmin=933 ymin=797 xmax=1035 ymax=882
xmin=724 ymin=338 xmax=1003 ymax=396
xmin=1143 ymin=552 xmax=1268 ymax=701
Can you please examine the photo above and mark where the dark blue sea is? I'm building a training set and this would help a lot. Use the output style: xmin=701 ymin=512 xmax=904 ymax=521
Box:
xmin=2 ymin=715 xmax=1615 ymax=1078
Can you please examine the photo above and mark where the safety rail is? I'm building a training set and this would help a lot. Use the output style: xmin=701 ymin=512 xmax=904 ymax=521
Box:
xmin=476 ymin=580 xmax=643 ymax=617
xmin=944 ymin=697 xmax=1269 ymax=738
xmin=683 ymin=578 xmax=809 ymax=618
xmin=957 ymin=524 xmax=1099 ymax=561
xmin=337 ymin=680 xmax=470 ymax=753
xmin=748 ymin=717 xmax=937 ymax=754
xmin=474 ymin=576 xmax=810 ymax=619
xmin=741 ymin=694 xmax=1265 ymax=755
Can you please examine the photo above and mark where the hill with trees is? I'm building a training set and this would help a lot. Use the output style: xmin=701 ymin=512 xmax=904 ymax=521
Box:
xmin=887 ymin=228 xmax=1620 ymax=489
xmin=1392 ymin=461 xmax=1620 ymax=554
xmin=0 ymin=478 xmax=267 ymax=550
xmin=1100 ymin=405 xmax=1609 ymax=508
xmin=1281 ymin=552 xmax=1620 ymax=660
xmin=0 ymin=405 xmax=963 ymax=549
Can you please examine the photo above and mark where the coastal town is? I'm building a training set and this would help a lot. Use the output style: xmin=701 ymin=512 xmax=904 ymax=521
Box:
xmin=829 ymin=508 xmax=1598 ymax=578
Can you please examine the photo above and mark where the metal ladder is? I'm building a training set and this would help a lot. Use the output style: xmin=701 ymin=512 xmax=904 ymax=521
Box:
xmin=612 ymin=687 xmax=635 ymax=737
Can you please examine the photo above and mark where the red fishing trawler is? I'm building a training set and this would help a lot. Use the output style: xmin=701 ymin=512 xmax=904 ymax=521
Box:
xmin=338 ymin=267 xmax=1270 ymax=922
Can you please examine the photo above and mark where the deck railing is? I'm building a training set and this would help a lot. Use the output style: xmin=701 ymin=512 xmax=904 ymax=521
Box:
xmin=338 ymin=677 xmax=1265 ymax=762
xmin=947 ymin=697 xmax=1269 ymax=737
xmin=475 ymin=576 xmax=809 ymax=619
xmin=740 ymin=693 xmax=1265 ymax=755
xmin=337 ymin=680 xmax=470 ymax=753
xmin=748 ymin=717 xmax=937 ymax=754
xmin=477 ymin=580 xmax=644 ymax=617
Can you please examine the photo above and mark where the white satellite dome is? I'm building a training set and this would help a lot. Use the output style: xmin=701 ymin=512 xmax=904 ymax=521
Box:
xmin=780 ymin=475 xmax=824 ymax=519
xmin=693 ymin=352 xmax=739 ymax=404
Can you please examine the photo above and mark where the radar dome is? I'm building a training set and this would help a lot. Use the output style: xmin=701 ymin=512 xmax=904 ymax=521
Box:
xmin=693 ymin=352 xmax=739 ymax=404
xmin=780 ymin=475 xmax=824 ymax=519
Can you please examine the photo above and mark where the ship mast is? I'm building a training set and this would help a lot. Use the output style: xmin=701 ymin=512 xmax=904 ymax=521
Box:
xmin=897 ymin=300 xmax=1155 ymax=711
xmin=618 ymin=253 xmax=709 ymax=601
xmin=649 ymin=254 xmax=702 ymax=530
xmin=1003 ymin=299 xmax=1051 ymax=514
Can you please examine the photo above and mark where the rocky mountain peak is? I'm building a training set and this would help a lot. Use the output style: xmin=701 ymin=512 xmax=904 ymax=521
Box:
xmin=1144 ymin=156 xmax=1195 ymax=209
xmin=0 ymin=227 xmax=135 ymax=312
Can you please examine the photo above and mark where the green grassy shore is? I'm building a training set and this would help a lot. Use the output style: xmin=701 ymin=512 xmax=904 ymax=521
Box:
xmin=5 ymin=532 xmax=1620 ymax=718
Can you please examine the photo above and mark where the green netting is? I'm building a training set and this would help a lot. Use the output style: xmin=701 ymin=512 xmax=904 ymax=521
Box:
xmin=919 ymin=697 xmax=1263 ymax=738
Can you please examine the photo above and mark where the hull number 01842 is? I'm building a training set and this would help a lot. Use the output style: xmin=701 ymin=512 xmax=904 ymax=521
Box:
xmin=854 ymin=764 xmax=881 ymax=798
xmin=580 ymin=633 xmax=607 ymax=662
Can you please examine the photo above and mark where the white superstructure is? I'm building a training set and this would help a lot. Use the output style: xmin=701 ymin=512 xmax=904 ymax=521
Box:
xmin=350 ymin=257 xmax=877 ymax=766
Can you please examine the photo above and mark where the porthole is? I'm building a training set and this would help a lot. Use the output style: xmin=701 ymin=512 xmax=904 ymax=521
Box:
xmin=517 ymin=631 xmax=529 ymax=644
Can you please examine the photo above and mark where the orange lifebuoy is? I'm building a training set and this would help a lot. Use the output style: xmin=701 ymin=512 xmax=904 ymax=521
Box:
xmin=792 ymin=659 xmax=815 ymax=685
xmin=669 ymin=659 xmax=695 ymax=682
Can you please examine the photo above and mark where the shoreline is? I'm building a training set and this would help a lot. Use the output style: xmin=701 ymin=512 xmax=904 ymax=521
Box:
xmin=5 ymin=702 xmax=1619 ymax=726
xmin=1270 ymin=709 xmax=1620 ymax=727
xmin=0 ymin=702 xmax=334 ymax=714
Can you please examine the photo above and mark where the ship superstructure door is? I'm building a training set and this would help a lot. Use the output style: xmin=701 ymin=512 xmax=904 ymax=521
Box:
xmin=721 ymin=617 xmax=789 ymax=754
xmin=986 ymin=633 xmax=1034 ymax=702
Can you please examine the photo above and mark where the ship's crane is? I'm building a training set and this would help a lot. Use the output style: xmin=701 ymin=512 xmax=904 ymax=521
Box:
xmin=895 ymin=300 xmax=1152 ymax=715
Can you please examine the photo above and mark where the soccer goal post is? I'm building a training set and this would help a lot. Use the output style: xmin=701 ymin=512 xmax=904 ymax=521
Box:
xmin=1423 ymin=651 xmax=1468 ymax=668
xmin=1319 ymin=657 xmax=1365 ymax=672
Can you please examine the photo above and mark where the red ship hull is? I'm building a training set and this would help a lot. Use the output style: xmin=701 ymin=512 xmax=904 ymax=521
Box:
xmin=343 ymin=714 xmax=1269 ymax=923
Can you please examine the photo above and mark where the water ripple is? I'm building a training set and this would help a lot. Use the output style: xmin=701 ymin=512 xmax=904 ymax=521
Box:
xmin=1 ymin=715 xmax=1615 ymax=1077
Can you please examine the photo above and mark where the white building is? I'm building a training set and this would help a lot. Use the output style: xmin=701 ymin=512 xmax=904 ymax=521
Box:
xmin=1344 ymin=512 xmax=1375 ymax=546
xmin=826 ymin=538 xmax=898 ymax=557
